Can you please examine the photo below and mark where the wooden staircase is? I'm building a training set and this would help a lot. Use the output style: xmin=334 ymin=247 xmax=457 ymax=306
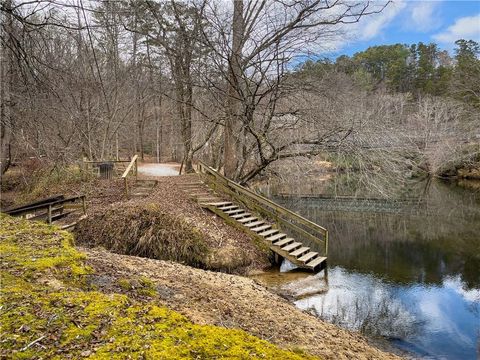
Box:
xmin=178 ymin=174 xmax=327 ymax=272
xmin=130 ymin=179 xmax=158 ymax=198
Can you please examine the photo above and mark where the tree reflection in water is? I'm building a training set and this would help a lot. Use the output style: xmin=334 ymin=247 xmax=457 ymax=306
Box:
xmin=254 ymin=178 xmax=480 ymax=359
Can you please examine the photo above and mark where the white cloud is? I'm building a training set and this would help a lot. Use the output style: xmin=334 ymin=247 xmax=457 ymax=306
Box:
xmin=433 ymin=13 xmax=480 ymax=43
xmin=409 ymin=1 xmax=442 ymax=32
xmin=359 ymin=0 xmax=408 ymax=40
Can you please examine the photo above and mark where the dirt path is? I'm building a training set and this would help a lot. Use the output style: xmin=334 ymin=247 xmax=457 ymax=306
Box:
xmin=84 ymin=248 xmax=402 ymax=360
xmin=138 ymin=162 xmax=181 ymax=177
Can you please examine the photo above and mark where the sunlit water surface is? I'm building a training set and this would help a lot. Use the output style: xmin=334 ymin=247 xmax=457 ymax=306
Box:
xmin=252 ymin=179 xmax=480 ymax=359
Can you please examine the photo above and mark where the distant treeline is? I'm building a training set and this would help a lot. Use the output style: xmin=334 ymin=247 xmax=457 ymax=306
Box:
xmin=297 ymin=40 xmax=480 ymax=106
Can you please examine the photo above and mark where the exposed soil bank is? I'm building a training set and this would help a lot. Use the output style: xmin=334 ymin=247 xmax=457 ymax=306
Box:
xmin=83 ymin=247 xmax=402 ymax=360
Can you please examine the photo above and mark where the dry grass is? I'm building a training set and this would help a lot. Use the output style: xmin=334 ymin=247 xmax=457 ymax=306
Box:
xmin=74 ymin=204 xmax=210 ymax=269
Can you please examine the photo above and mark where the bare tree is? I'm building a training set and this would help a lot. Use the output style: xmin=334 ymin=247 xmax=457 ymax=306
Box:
xmin=201 ymin=0 xmax=389 ymax=181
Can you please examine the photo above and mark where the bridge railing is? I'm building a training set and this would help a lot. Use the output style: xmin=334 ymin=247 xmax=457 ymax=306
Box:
xmin=197 ymin=161 xmax=328 ymax=255
xmin=122 ymin=155 xmax=138 ymax=197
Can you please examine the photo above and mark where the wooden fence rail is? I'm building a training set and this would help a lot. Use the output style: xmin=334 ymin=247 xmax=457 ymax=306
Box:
xmin=197 ymin=161 xmax=328 ymax=255
xmin=3 ymin=195 xmax=87 ymax=227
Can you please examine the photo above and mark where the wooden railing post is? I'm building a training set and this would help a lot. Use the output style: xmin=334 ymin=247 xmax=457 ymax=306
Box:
xmin=82 ymin=196 xmax=86 ymax=215
xmin=47 ymin=204 xmax=52 ymax=224
xmin=325 ymin=231 xmax=328 ymax=256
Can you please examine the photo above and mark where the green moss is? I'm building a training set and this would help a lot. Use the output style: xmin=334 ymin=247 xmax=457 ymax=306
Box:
xmin=117 ymin=277 xmax=133 ymax=290
xmin=0 ymin=215 xmax=318 ymax=359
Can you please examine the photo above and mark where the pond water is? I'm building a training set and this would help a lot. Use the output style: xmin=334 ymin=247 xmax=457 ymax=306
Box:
xmin=252 ymin=179 xmax=480 ymax=359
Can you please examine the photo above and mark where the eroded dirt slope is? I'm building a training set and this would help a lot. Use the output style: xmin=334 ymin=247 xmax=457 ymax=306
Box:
xmin=84 ymin=248 xmax=402 ymax=360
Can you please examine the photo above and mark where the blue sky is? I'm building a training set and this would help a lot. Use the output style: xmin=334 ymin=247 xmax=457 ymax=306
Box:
xmin=329 ymin=0 xmax=480 ymax=58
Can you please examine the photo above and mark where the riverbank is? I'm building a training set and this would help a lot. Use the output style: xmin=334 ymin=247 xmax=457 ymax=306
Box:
xmin=1 ymin=215 xmax=402 ymax=359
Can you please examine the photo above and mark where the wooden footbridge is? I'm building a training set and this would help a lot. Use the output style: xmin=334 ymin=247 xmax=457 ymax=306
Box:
xmin=179 ymin=161 xmax=328 ymax=272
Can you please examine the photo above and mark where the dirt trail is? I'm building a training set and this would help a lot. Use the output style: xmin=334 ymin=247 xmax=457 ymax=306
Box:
xmin=137 ymin=162 xmax=181 ymax=177
xmin=84 ymin=248 xmax=402 ymax=360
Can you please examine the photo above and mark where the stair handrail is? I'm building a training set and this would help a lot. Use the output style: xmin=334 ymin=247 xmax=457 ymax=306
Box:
xmin=2 ymin=195 xmax=87 ymax=224
xmin=197 ymin=161 xmax=328 ymax=255
xmin=122 ymin=155 xmax=139 ymax=196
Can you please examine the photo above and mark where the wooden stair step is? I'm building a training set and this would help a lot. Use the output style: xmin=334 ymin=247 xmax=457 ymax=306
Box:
xmin=230 ymin=210 xmax=252 ymax=220
xmin=265 ymin=233 xmax=287 ymax=242
xmin=204 ymin=202 xmax=232 ymax=207
xmin=259 ymin=229 xmax=279 ymax=237
xmin=289 ymin=246 xmax=310 ymax=257
xmin=251 ymin=224 xmax=271 ymax=233
xmin=237 ymin=216 xmax=257 ymax=224
xmin=231 ymin=212 xmax=250 ymax=219
xmin=244 ymin=220 xmax=264 ymax=228
xmin=306 ymin=256 xmax=327 ymax=269
xmin=274 ymin=238 xmax=294 ymax=247
xmin=198 ymin=198 xmax=222 ymax=203
xmin=281 ymin=241 xmax=302 ymax=252
xmin=225 ymin=208 xmax=244 ymax=215
xmin=298 ymin=251 xmax=318 ymax=263
xmin=218 ymin=205 xmax=238 ymax=211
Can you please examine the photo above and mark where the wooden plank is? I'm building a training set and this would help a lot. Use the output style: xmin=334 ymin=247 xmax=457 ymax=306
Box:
xmin=298 ymin=252 xmax=318 ymax=263
xmin=198 ymin=198 xmax=222 ymax=203
xmin=224 ymin=208 xmax=244 ymax=215
xmin=306 ymin=256 xmax=327 ymax=269
xmin=204 ymin=202 xmax=232 ymax=207
xmin=231 ymin=212 xmax=250 ymax=219
xmin=259 ymin=229 xmax=278 ymax=237
xmin=274 ymin=238 xmax=294 ymax=247
xmin=121 ymin=155 xmax=138 ymax=178
xmin=251 ymin=224 xmax=271 ymax=232
xmin=290 ymin=246 xmax=310 ymax=257
xmin=282 ymin=242 xmax=302 ymax=252
xmin=218 ymin=205 xmax=238 ymax=211
xmin=244 ymin=220 xmax=264 ymax=228
xmin=4 ymin=195 xmax=64 ymax=214
xmin=237 ymin=216 xmax=257 ymax=224
xmin=265 ymin=233 xmax=287 ymax=243
xmin=265 ymin=233 xmax=287 ymax=242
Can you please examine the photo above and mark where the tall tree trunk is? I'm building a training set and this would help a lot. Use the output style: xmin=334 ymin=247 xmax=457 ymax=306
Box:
xmin=1 ymin=0 xmax=14 ymax=175
xmin=224 ymin=0 xmax=244 ymax=179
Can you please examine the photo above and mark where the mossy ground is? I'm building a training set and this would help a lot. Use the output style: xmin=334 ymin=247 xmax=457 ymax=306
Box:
xmin=0 ymin=215 xmax=316 ymax=359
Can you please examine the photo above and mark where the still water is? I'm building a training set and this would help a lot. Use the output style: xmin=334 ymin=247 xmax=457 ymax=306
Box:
xmin=253 ymin=179 xmax=480 ymax=359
